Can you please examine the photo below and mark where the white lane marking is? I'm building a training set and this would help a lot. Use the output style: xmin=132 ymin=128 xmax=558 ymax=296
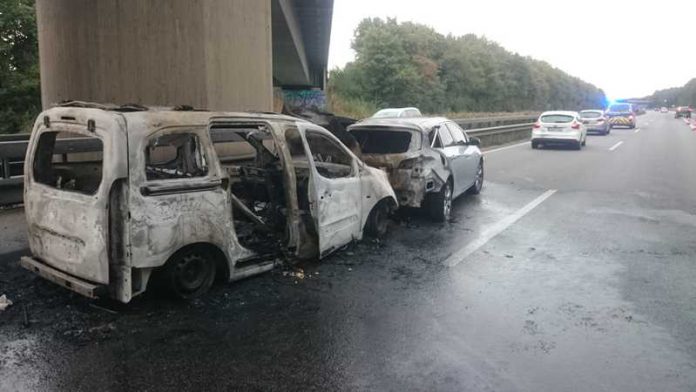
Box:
xmin=634 ymin=128 xmax=641 ymax=133
xmin=483 ymin=141 xmax=529 ymax=155
xmin=443 ymin=189 xmax=557 ymax=267
xmin=609 ymin=141 xmax=624 ymax=151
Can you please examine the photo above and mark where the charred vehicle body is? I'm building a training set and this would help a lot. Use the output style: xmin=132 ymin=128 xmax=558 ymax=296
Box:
xmin=348 ymin=117 xmax=484 ymax=222
xmin=20 ymin=103 xmax=397 ymax=303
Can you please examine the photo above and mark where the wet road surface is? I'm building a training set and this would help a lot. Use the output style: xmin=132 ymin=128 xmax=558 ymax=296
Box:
xmin=1 ymin=112 xmax=696 ymax=391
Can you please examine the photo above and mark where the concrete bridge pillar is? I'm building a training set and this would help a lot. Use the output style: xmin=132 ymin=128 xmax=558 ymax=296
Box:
xmin=36 ymin=0 xmax=274 ymax=112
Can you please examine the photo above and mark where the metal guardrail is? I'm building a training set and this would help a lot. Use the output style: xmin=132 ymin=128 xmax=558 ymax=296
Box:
xmin=0 ymin=115 xmax=538 ymax=206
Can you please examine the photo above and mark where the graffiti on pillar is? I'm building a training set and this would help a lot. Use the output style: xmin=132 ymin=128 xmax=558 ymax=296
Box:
xmin=283 ymin=89 xmax=327 ymax=111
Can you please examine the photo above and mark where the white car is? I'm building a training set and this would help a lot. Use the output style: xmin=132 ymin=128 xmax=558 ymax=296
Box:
xmin=661 ymin=107 xmax=669 ymax=113
xmin=371 ymin=107 xmax=422 ymax=119
xmin=531 ymin=111 xmax=587 ymax=150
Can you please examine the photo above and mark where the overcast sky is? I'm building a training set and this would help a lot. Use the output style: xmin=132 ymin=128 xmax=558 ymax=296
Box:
xmin=328 ymin=0 xmax=696 ymax=99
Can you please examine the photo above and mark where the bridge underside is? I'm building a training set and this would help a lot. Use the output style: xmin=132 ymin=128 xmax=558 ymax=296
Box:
xmin=36 ymin=0 xmax=333 ymax=112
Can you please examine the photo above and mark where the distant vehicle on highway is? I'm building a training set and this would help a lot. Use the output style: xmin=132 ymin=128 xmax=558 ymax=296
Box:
xmin=674 ymin=106 xmax=692 ymax=119
xmin=605 ymin=103 xmax=636 ymax=129
xmin=349 ymin=117 xmax=484 ymax=222
xmin=580 ymin=109 xmax=610 ymax=135
xmin=661 ymin=107 xmax=669 ymax=113
xmin=371 ymin=107 xmax=422 ymax=119
xmin=531 ymin=111 xmax=587 ymax=150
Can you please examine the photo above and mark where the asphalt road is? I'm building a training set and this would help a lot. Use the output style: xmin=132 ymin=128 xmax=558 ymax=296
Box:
xmin=1 ymin=111 xmax=695 ymax=391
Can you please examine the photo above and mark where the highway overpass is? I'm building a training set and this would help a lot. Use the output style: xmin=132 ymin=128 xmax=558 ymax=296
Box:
xmin=35 ymin=0 xmax=333 ymax=112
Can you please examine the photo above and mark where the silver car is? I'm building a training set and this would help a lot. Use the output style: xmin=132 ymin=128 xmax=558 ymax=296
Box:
xmin=348 ymin=117 xmax=484 ymax=222
xmin=580 ymin=109 xmax=611 ymax=135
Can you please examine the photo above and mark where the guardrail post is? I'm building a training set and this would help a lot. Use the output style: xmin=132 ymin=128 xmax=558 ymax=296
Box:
xmin=2 ymin=158 xmax=10 ymax=179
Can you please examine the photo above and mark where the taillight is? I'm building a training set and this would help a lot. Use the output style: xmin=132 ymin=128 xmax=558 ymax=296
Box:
xmin=533 ymin=122 xmax=541 ymax=129
xmin=571 ymin=122 xmax=580 ymax=130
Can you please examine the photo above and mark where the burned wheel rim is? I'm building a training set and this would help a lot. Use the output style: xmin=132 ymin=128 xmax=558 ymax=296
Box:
xmin=373 ymin=205 xmax=388 ymax=236
xmin=366 ymin=203 xmax=389 ymax=238
xmin=166 ymin=250 xmax=216 ymax=298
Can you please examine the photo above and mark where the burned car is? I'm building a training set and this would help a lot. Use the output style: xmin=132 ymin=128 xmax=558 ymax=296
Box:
xmin=348 ymin=117 xmax=484 ymax=222
xmin=20 ymin=102 xmax=397 ymax=303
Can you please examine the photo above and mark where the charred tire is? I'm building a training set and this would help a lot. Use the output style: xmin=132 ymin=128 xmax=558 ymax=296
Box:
xmin=365 ymin=201 xmax=390 ymax=238
xmin=531 ymin=141 xmax=539 ymax=149
xmin=573 ymin=140 xmax=582 ymax=150
xmin=161 ymin=246 xmax=216 ymax=300
xmin=467 ymin=161 xmax=484 ymax=195
xmin=581 ymin=137 xmax=586 ymax=146
xmin=426 ymin=180 xmax=453 ymax=222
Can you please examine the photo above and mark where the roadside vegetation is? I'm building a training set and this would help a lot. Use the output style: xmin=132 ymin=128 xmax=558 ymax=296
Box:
xmin=649 ymin=78 xmax=696 ymax=107
xmin=329 ymin=18 xmax=607 ymax=118
xmin=0 ymin=0 xmax=39 ymax=134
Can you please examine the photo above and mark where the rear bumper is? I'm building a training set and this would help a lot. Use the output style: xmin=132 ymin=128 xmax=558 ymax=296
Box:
xmin=20 ymin=256 xmax=106 ymax=299
xmin=532 ymin=132 xmax=581 ymax=143
xmin=531 ymin=137 xmax=579 ymax=145
xmin=608 ymin=117 xmax=635 ymax=126
xmin=586 ymin=124 xmax=609 ymax=132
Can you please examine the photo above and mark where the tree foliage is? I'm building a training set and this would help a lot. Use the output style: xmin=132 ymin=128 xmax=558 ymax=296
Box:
xmin=0 ymin=0 xmax=40 ymax=134
xmin=329 ymin=18 xmax=607 ymax=114
xmin=649 ymin=79 xmax=696 ymax=107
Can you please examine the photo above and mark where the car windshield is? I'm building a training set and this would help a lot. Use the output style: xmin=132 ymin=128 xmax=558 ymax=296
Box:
xmin=580 ymin=111 xmax=602 ymax=118
xmin=350 ymin=128 xmax=415 ymax=153
xmin=608 ymin=104 xmax=631 ymax=112
xmin=540 ymin=114 xmax=574 ymax=123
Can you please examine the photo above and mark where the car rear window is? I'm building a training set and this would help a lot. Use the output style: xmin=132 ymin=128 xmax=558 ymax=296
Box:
xmin=608 ymin=104 xmax=631 ymax=112
xmin=540 ymin=115 xmax=574 ymax=123
xmin=351 ymin=128 xmax=416 ymax=154
xmin=580 ymin=111 xmax=602 ymax=118
xmin=32 ymin=131 xmax=103 ymax=195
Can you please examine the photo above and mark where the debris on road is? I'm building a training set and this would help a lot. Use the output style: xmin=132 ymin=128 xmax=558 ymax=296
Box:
xmin=0 ymin=294 xmax=13 ymax=311
xmin=89 ymin=303 xmax=119 ymax=315
xmin=283 ymin=268 xmax=305 ymax=280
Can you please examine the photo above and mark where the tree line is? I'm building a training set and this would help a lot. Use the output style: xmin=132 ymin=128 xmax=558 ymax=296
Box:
xmin=0 ymin=0 xmax=40 ymax=134
xmin=648 ymin=79 xmax=696 ymax=108
xmin=329 ymin=18 xmax=607 ymax=115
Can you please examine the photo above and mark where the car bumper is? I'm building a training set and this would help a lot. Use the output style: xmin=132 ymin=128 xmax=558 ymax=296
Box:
xmin=587 ymin=125 xmax=609 ymax=132
xmin=532 ymin=131 xmax=581 ymax=142
xmin=20 ymin=256 xmax=106 ymax=299
xmin=608 ymin=117 xmax=635 ymax=126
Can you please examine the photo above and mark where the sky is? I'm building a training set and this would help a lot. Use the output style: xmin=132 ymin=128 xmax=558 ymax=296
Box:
xmin=328 ymin=0 xmax=696 ymax=100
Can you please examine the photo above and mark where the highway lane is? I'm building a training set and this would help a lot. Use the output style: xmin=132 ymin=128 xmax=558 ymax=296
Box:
xmin=1 ymin=112 xmax=695 ymax=391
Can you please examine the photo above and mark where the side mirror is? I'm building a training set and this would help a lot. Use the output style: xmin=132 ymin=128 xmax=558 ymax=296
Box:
xmin=469 ymin=137 xmax=481 ymax=147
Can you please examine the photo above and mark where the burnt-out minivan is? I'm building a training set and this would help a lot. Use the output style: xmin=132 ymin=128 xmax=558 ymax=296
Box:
xmin=21 ymin=102 xmax=396 ymax=303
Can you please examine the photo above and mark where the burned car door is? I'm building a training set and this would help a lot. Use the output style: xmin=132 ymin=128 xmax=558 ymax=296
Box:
xmin=128 ymin=127 xmax=232 ymax=269
xmin=297 ymin=124 xmax=362 ymax=257
xmin=25 ymin=114 xmax=128 ymax=285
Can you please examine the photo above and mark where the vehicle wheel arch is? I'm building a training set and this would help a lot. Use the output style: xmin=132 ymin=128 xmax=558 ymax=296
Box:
xmin=160 ymin=242 xmax=230 ymax=283
xmin=363 ymin=196 xmax=397 ymax=238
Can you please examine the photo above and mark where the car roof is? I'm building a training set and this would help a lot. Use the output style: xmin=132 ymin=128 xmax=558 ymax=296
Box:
xmin=580 ymin=109 xmax=603 ymax=113
xmin=42 ymin=102 xmax=309 ymax=135
xmin=350 ymin=116 xmax=450 ymax=132
xmin=375 ymin=107 xmax=419 ymax=112
xmin=540 ymin=111 xmax=579 ymax=117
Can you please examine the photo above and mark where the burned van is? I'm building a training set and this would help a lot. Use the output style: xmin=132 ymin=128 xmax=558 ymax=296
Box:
xmin=21 ymin=102 xmax=397 ymax=303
